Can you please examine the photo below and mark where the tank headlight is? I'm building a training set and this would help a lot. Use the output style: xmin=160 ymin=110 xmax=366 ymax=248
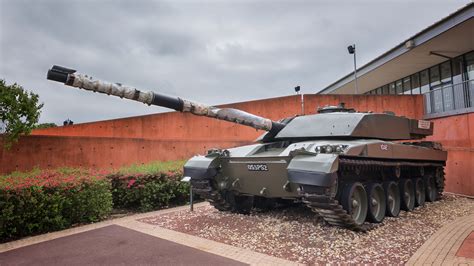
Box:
xmin=325 ymin=145 xmax=333 ymax=153
xmin=315 ymin=145 xmax=347 ymax=154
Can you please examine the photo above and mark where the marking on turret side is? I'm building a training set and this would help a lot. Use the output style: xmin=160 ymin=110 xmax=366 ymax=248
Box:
xmin=380 ymin=144 xmax=389 ymax=151
xmin=247 ymin=164 xmax=269 ymax=171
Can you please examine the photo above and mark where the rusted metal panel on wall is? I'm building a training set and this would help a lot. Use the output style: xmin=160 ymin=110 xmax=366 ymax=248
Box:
xmin=5 ymin=94 xmax=473 ymax=196
xmin=425 ymin=112 xmax=474 ymax=196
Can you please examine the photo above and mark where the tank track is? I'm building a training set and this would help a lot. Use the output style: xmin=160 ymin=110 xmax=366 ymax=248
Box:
xmin=191 ymin=179 xmax=231 ymax=211
xmin=301 ymin=157 xmax=445 ymax=231
xmin=302 ymin=191 xmax=369 ymax=231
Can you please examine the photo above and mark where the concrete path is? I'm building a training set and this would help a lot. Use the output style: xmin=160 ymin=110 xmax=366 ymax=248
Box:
xmin=0 ymin=203 xmax=297 ymax=266
xmin=407 ymin=213 xmax=474 ymax=265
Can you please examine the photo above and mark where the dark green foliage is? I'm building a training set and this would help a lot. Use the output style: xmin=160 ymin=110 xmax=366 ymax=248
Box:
xmin=34 ymin=123 xmax=57 ymax=129
xmin=109 ymin=170 xmax=189 ymax=212
xmin=0 ymin=162 xmax=188 ymax=242
xmin=0 ymin=79 xmax=44 ymax=149
xmin=0 ymin=180 xmax=112 ymax=241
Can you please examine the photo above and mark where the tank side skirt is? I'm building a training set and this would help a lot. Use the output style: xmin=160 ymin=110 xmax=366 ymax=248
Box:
xmin=300 ymin=157 xmax=445 ymax=231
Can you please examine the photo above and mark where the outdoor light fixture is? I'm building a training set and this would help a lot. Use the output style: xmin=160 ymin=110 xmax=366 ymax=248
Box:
xmin=347 ymin=45 xmax=355 ymax=54
xmin=294 ymin=86 xmax=301 ymax=94
xmin=347 ymin=44 xmax=358 ymax=94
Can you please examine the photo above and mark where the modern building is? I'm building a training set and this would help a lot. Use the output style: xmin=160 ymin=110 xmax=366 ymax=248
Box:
xmin=319 ymin=3 xmax=474 ymax=118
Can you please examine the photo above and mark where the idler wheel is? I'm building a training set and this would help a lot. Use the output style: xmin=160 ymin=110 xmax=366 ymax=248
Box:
xmin=399 ymin=179 xmax=415 ymax=211
xmin=415 ymin=178 xmax=426 ymax=207
xmin=425 ymin=176 xmax=437 ymax=202
xmin=383 ymin=181 xmax=400 ymax=217
xmin=341 ymin=182 xmax=368 ymax=225
xmin=366 ymin=183 xmax=386 ymax=223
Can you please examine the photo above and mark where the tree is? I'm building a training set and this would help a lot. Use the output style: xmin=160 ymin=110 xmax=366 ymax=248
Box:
xmin=0 ymin=79 xmax=43 ymax=148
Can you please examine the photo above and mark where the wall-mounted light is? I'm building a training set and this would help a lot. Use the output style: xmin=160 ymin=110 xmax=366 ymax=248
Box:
xmin=405 ymin=40 xmax=415 ymax=49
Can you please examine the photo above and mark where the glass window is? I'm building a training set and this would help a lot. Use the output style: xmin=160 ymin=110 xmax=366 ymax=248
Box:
xmin=430 ymin=65 xmax=440 ymax=88
xmin=452 ymin=56 xmax=463 ymax=85
xmin=465 ymin=52 xmax=474 ymax=106
xmin=376 ymin=88 xmax=382 ymax=95
xmin=395 ymin=79 xmax=403 ymax=94
xmin=440 ymin=61 xmax=452 ymax=83
xmin=466 ymin=51 xmax=474 ymax=81
xmin=403 ymin=77 xmax=411 ymax=94
xmin=411 ymin=73 xmax=420 ymax=94
xmin=382 ymin=85 xmax=389 ymax=94
xmin=420 ymin=70 xmax=429 ymax=94
xmin=389 ymin=82 xmax=396 ymax=94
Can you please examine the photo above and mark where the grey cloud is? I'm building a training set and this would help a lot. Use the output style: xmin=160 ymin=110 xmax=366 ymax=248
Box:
xmin=0 ymin=0 xmax=469 ymax=124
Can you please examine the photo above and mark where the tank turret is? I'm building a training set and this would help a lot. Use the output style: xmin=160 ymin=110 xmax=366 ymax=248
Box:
xmin=47 ymin=65 xmax=285 ymax=135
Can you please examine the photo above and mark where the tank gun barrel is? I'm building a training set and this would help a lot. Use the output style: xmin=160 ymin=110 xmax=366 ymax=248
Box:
xmin=47 ymin=65 xmax=285 ymax=133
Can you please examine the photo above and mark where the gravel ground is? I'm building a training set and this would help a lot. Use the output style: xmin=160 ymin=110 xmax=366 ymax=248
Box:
xmin=139 ymin=194 xmax=474 ymax=264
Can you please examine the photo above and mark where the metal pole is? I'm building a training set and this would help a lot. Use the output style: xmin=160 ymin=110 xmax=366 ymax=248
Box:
xmin=301 ymin=94 xmax=304 ymax=115
xmin=189 ymin=184 xmax=194 ymax=211
xmin=353 ymin=44 xmax=359 ymax=94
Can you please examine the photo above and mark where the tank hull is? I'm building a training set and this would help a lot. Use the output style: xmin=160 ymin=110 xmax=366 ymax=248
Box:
xmin=186 ymin=139 xmax=447 ymax=230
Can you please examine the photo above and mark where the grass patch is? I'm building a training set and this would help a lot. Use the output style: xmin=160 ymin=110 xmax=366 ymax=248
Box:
xmin=116 ymin=160 xmax=186 ymax=175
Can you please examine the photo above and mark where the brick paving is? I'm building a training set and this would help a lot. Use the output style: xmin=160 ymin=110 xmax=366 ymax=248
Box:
xmin=407 ymin=213 xmax=474 ymax=265
xmin=1 ymin=201 xmax=473 ymax=265
xmin=0 ymin=225 xmax=245 ymax=266
xmin=0 ymin=203 xmax=298 ymax=265
xmin=457 ymin=231 xmax=474 ymax=259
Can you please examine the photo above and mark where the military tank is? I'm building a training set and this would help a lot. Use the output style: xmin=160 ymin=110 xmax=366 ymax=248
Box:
xmin=47 ymin=65 xmax=447 ymax=230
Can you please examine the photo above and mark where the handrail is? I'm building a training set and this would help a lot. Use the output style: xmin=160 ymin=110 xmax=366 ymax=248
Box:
xmin=423 ymin=79 xmax=473 ymax=94
xmin=423 ymin=79 xmax=474 ymax=115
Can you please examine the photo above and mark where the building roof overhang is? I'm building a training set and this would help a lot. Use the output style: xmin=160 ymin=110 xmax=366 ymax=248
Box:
xmin=319 ymin=3 xmax=474 ymax=95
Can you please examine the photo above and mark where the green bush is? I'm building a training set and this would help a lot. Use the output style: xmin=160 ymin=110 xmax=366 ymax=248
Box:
xmin=109 ymin=170 xmax=189 ymax=212
xmin=0 ymin=171 xmax=112 ymax=241
xmin=0 ymin=160 xmax=188 ymax=241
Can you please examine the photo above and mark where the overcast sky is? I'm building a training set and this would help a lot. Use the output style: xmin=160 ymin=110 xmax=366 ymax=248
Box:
xmin=0 ymin=0 xmax=469 ymax=124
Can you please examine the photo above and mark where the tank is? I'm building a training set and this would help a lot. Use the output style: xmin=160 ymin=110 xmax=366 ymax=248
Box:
xmin=47 ymin=65 xmax=447 ymax=231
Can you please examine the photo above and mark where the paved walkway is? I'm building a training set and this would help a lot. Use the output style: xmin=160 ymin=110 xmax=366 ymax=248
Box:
xmin=0 ymin=203 xmax=297 ymax=266
xmin=2 ymin=202 xmax=473 ymax=265
xmin=407 ymin=213 xmax=474 ymax=265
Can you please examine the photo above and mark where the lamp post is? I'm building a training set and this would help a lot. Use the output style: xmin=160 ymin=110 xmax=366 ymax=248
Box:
xmin=295 ymin=86 xmax=304 ymax=115
xmin=347 ymin=44 xmax=358 ymax=94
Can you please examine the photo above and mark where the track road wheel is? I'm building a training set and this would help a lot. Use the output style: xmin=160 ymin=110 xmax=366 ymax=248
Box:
xmin=384 ymin=181 xmax=400 ymax=217
xmin=415 ymin=178 xmax=426 ymax=207
xmin=366 ymin=183 xmax=386 ymax=223
xmin=341 ymin=182 xmax=368 ymax=226
xmin=225 ymin=192 xmax=254 ymax=214
xmin=425 ymin=176 xmax=437 ymax=202
xmin=399 ymin=179 xmax=415 ymax=211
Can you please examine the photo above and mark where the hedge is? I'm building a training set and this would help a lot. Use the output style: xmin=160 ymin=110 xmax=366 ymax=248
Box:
xmin=0 ymin=163 xmax=189 ymax=242
xmin=0 ymin=169 xmax=112 ymax=241
xmin=108 ymin=170 xmax=189 ymax=212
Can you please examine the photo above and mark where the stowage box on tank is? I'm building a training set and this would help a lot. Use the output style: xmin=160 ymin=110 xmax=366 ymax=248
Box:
xmin=47 ymin=65 xmax=447 ymax=230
